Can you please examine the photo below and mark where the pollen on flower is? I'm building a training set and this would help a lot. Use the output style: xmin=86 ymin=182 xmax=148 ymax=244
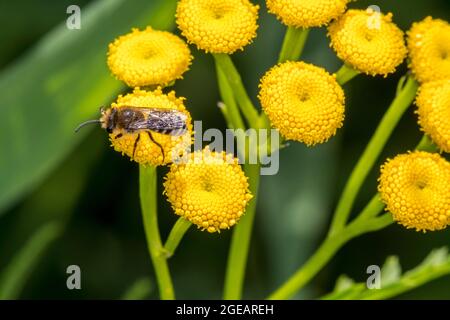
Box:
xmin=163 ymin=147 xmax=252 ymax=233
xmin=107 ymin=27 xmax=192 ymax=87
xmin=378 ymin=151 xmax=450 ymax=232
xmin=176 ymin=0 xmax=259 ymax=54
xmin=407 ymin=17 xmax=450 ymax=83
xmin=328 ymin=9 xmax=407 ymax=77
xmin=266 ymin=0 xmax=349 ymax=28
xmin=258 ymin=61 xmax=345 ymax=146
xmin=416 ymin=80 xmax=450 ymax=153
xmin=108 ymin=88 xmax=193 ymax=166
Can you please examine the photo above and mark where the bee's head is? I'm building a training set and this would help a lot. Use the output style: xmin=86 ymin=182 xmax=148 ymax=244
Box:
xmin=74 ymin=106 xmax=114 ymax=133
xmin=100 ymin=107 xmax=117 ymax=133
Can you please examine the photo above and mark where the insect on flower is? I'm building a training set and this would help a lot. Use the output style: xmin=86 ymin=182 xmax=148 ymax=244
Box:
xmin=75 ymin=106 xmax=188 ymax=162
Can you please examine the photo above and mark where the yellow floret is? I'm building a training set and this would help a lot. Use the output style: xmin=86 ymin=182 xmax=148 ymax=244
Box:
xmin=105 ymin=88 xmax=193 ymax=166
xmin=407 ymin=17 xmax=450 ymax=83
xmin=258 ymin=61 xmax=345 ymax=146
xmin=266 ymin=0 xmax=350 ymax=28
xmin=176 ymin=0 xmax=259 ymax=54
xmin=416 ymin=80 xmax=450 ymax=153
xmin=164 ymin=147 xmax=253 ymax=233
xmin=378 ymin=151 xmax=450 ymax=232
xmin=107 ymin=27 xmax=192 ymax=87
xmin=328 ymin=9 xmax=407 ymax=76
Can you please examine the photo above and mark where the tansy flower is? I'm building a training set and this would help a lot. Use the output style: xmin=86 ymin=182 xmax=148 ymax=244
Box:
xmin=105 ymin=88 xmax=193 ymax=166
xmin=258 ymin=61 xmax=345 ymax=146
xmin=378 ymin=151 xmax=450 ymax=232
xmin=416 ymin=80 xmax=450 ymax=153
xmin=107 ymin=27 xmax=192 ymax=87
xmin=407 ymin=17 xmax=450 ymax=83
xmin=176 ymin=0 xmax=259 ymax=54
xmin=266 ymin=0 xmax=349 ymax=28
xmin=164 ymin=147 xmax=252 ymax=233
xmin=328 ymin=9 xmax=407 ymax=77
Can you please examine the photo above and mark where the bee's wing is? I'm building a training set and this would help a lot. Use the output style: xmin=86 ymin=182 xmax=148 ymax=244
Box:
xmin=128 ymin=108 xmax=187 ymax=135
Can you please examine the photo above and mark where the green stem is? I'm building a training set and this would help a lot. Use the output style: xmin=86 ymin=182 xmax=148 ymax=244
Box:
xmin=336 ymin=64 xmax=361 ymax=85
xmin=164 ymin=217 xmax=192 ymax=258
xmin=329 ymin=76 xmax=418 ymax=236
xmin=213 ymin=54 xmax=260 ymax=126
xmin=268 ymin=213 xmax=393 ymax=300
xmin=216 ymin=62 xmax=246 ymax=131
xmin=278 ymin=27 xmax=310 ymax=63
xmin=416 ymin=135 xmax=437 ymax=152
xmin=139 ymin=165 xmax=175 ymax=300
xmin=223 ymin=163 xmax=260 ymax=299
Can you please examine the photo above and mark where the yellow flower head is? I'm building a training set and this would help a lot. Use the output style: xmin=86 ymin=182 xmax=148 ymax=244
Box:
xmin=266 ymin=0 xmax=349 ymax=28
xmin=176 ymin=0 xmax=259 ymax=54
xmin=103 ymin=88 xmax=193 ymax=166
xmin=407 ymin=17 xmax=450 ymax=83
xmin=107 ymin=27 xmax=192 ymax=87
xmin=378 ymin=151 xmax=450 ymax=232
xmin=258 ymin=61 xmax=345 ymax=146
xmin=328 ymin=9 xmax=407 ymax=76
xmin=416 ymin=80 xmax=450 ymax=153
xmin=164 ymin=147 xmax=252 ymax=233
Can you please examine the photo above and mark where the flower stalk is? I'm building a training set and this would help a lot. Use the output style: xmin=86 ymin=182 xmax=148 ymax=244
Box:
xmin=139 ymin=165 xmax=175 ymax=300
xmin=278 ymin=27 xmax=310 ymax=63
xmin=164 ymin=218 xmax=192 ymax=258
xmin=329 ymin=76 xmax=418 ymax=236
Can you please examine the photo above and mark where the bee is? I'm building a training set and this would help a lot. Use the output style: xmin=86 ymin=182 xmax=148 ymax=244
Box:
xmin=75 ymin=106 xmax=188 ymax=162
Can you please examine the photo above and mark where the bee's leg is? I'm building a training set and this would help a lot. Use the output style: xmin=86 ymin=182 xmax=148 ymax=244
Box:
xmin=114 ymin=133 xmax=123 ymax=139
xmin=147 ymin=131 xmax=165 ymax=163
xmin=132 ymin=133 xmax=141 ymax=158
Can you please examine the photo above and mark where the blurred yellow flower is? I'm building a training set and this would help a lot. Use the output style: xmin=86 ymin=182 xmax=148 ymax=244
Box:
xmin=164 ymin=147 xmax=253 ymax=233
xmin=328 ymin=9 xmax=407 ymax=76
xmin=106 ymin=88 xmax=193 ymax=166
xmin=107 ymin=27 xmax=192 ymax=87
xmin=176 ymin=0 xmax=259 ymax=54
xmin=266 ymin=0 xmax=349 ymax=28
xmin=378 ymin=151 xmax=450 ymax=232
xmin=407 ymin=17 xmax=450 ymax=83
xmin=258 ymin=61 xmax=345 ymax=146
xmin=416 ymin=80 xmax=450 ymax=153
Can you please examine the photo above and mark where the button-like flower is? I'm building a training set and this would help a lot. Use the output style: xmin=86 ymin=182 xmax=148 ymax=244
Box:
xmin=328 ymin=9 xmax=407 ymax=77
xmin=107 ymin=27 xmax=192 ymax=87
xmin=176 ymin=0 xmax=259 ymax=54
xmin=106 ymin=88 xmax=193 ymax=166
xmin=258 ymin=61 xmax=345 ymax=146
xmin=266 ymin=0 xmax=349 ymax=28
xmin=378 ymin=151 xmax=450 ymax=232
xmin=416 ymin=80 xmax=450 ymax=153
xmin=407 ymin=17 xmax=450 ymax=83
xmin=164 ymin=147 xmax=253 ymax=233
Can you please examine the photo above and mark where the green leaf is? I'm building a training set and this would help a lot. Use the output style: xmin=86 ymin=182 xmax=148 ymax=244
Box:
xmin=333 ymin=274 xmax=355 ymax=293
xmin=0 ymin=0 xmax=177 ymax=214
xmin=0 ymin=222 xmax=63 ymax=299
xmin=319 ymin=247 xmax=450 ymax=300
xmin=381 ymin=256 xmax=401 ymax=287
xmin=121 ymin=277 xmax=153 ymax=300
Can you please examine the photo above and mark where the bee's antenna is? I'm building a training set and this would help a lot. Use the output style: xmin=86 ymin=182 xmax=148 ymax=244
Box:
xmin=74 ymin=119 xmax=102 ymax=133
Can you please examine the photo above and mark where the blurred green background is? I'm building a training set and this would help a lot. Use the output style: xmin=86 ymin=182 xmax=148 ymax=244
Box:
xmin=0 ymin=0 xmax=449 ymax=299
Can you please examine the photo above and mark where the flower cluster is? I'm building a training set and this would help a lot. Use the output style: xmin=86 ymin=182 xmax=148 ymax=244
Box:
xmin=176 ymin=0 xmax=259 ymax=54
xmin=266 ymin=0 xmax=349 ymax=28
xmin=164 ymin=148 xmax=252 ymax=233
xmin=106 ymin=88 xmax=193 ymax=167
xmin=407 ymin=17 xmax=450 ymax=84
xmin=378 ymin=152 xmax=450 ymax=232
xmin=416 ymin=80 xmax=450 ymax=153
xmin=328 ymin=9 xmax=407 ymax=76
xmin=107 ymin=27 xmax=192 ymax=87
xmin=259 ymin=61 xmax=345 ymax=145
